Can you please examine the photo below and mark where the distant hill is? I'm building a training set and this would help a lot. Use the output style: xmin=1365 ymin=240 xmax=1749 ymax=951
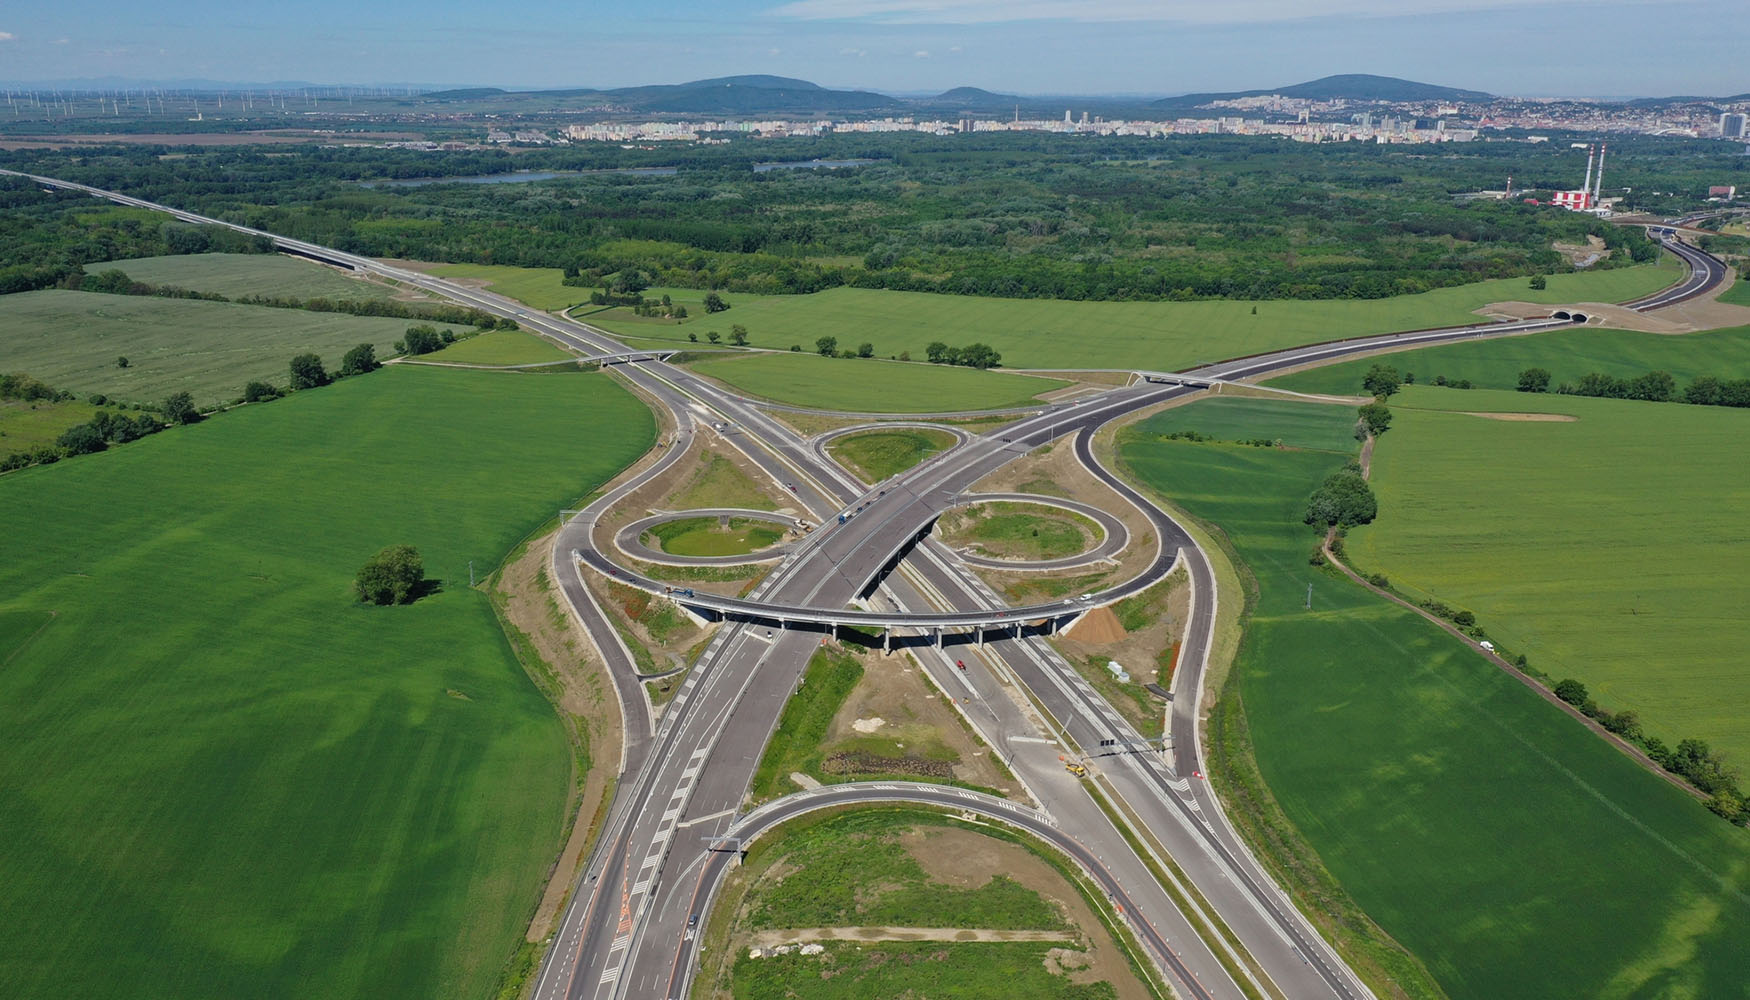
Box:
xmin=606 ymin=76 xmax=893 ymax=114
xmin=929 ymin=86 xmax=1019 ymax=107
xmin=1155 ymin=74 xmax=1492 ymax=111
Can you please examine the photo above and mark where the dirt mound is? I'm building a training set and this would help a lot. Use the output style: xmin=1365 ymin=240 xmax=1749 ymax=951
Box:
xmin=1066 ymin=605 xmax=1126 ymax=643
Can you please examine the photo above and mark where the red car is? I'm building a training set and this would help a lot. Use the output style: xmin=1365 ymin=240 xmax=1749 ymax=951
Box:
xmin=956 ymin=659 xmax=966 ymax=670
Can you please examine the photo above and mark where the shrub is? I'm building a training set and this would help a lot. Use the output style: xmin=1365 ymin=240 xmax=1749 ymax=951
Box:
xmin=1305 ymin=469 xmax=1377 ymax=527
xmin=57 ymin=423 xmax=107 ymax=456
xmin=1362 ymin=363 xmax=1402 ymax=398
xmin=339 ymin=343 xmax=380 ymax=376
xmin=1517 ymin=367 xmax=1552 ymax=393
xmin=1553 ymin=678 xmax=1589 ymax=706
xmin=162 ymin=391 xmax=199 ymax=426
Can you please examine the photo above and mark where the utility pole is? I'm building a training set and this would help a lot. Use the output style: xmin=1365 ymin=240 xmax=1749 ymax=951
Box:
xmin=1305 ymin=582 xmax=1313 ymax=610
xmin=469 ymin=560 xmax=475 ymax=587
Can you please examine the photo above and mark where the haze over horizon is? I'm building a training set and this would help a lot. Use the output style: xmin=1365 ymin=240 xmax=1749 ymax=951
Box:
xmin=1 ymin=0 xmax=1745 ymax=99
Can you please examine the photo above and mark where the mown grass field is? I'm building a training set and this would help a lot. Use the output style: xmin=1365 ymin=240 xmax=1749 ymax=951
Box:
xmin=1350 ymin=385 xmax=1750 ymax=764
xmin=748 ymin=647 xmax=864 ymax=802
xmin=1268 ymin=323 xmax=1750 ymax=396
xmin=1718 ymin=278 xmax=1750 ymax=308
xmin=90 ymin=253 xmax=398 ymax=302
xmin=943 ymin=502 xmax=1096 ymax=561
xmin=0 ymin=366 xmax=655 ymax=1000
xmin=427 ymin=263 xmax=588 ymax=312
xmin=426 ymin=329 xmax=575 ymax=366
xmin=686 ymin=352 xmax=1069 ymax=412
xmin=587 ymin=262 xmax=1676 ymax=371
xmin=1122 ymin=398 xmax=1750 ymax=1000
xmin=0 ymin=290 xmax=473 ymax=407
xmin=1128 ymin=395 xmax=1364 ymax=450
xmin=827 ymin=428 xmax=957 ymax=481
xmin=732 ymin=940 xmax=1119 ymax=1000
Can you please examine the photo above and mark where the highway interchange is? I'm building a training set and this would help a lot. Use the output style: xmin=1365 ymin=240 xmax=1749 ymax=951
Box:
xmin=3 ymin=168 xmax=1727 ymax=1000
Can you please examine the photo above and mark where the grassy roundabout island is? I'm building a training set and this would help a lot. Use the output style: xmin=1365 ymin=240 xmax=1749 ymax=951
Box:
xmin=827 ymin=427 xmax=959 ymax=482
xmin=937 ymin=500 xmax=1104 ymax=562
xmin=643 ymin=515 xmax=787 ymax=558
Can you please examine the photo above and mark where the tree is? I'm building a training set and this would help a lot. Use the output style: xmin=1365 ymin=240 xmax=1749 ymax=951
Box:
xmin=687 ymin=332 xmax=698 ymax=343
xmin=1529 ymin=274 xmax=1547 ymax=290
xmin=1357 ymin=402 xmax=1392 ymax=437
xmin=339 ymin=343 xmax=380 ymax=377
xmin=789 ymin=344 xmax=802 ymax=352
xmin=57 ymin=423 xmax=107 ymax=456
xmin=243 ymin=381 xmax=280 ymax=403
xmin=162 ymin=391 xmax=199 ymax=425
xmin=397 ymin=325 xmax=444 ymax=357
xmin=115 ymin=356 xmax=130 ymax=369
xmin=1628 ymin=370 xmax=1675 ymax=402
xmin=1517 ymin=367 xmax=1552 ymax=393
xmin=1362 ymin=363 xmax=1402 ymax=399
xmin=289 ymin=353 xmax=329 ymax=390
xmin=672 ymin=305 xmax=687 ymax=319
xmin=815 ymin=336 xmax=838 ymax=356
xmin=609 ymin=270 xmax=649 ymax=296
xmin=856 ymin=342 xmax=875 ymax=358
xmin=355 ymin=545 xmax=425 ymax=606
xmin=1554 ymin=678 xmax=1589 ymax=706
xmin=958 ymin=343 xmax=1001 ymax=369
xmin=1686 ymin=376 xmax=1722 ymax=406
xmin=1304 ymin=469 xmax=1377 ymax=527
xmin=729 ymin=324 xmax=749 ymax=346
xmin=706 ymin=330 xmax=721 ymax=344
xmin=703 ymin=291 xmax=729 ymax=313
xmin=925 ymin=341 xmax=950 ymax=364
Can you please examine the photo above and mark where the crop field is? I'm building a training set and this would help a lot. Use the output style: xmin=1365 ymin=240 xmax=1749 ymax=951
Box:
xmin=0 ymin=290 xmax=473 ymax=407
xmin=685 ymin=352 xmax=1069 ymax=412
xmin=1126 ymin=395 xmax=1364 ymax=450
xmin=827 ymin=428 xmax=957 ymax=481
xmin=1121 ymin=398 xmax=1750 ymax=1000
xmin=1268 ymin=323 xmax=1750 ymax=396
xmin=582 ymin=262 xmax=1676 ymax=371
xmin=89 ymin=253 xmax=399 ymax=302
xmin=644 ymin=516 xmax=784 ymax=557
xmin=425 ymin=329 xmax=575 ymax=366
xmin=1349 ymin=385 xmax=1750 ymax=763
xmin=0 ymin=366 xmax=655 ymax=1000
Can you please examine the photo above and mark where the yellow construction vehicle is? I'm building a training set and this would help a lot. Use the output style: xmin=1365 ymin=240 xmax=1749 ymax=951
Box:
xmin=1065 ymin=761 xmax=1088 ymax=778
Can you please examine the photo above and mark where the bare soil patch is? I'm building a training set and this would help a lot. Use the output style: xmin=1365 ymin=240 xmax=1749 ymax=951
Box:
xmin=491 ymin=530 xmax=621 ymax=943
xmin=1459 ymin=411 xmax=1578 ymax=422
xmin=898 ymin=826 xmax=1153 ymax=1000
xmin=821 ymin=649 xmax=1022 ymax=796
xmin=1066 ymin=605 xmax=1126 ymax=643
xmin=748 ymin=926 xmax=1074 ymax=947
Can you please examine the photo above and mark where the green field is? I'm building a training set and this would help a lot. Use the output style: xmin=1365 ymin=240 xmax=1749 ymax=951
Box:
xmin=583 ymin=262 xmax=1677 ymax=371
xmin=0 ymin=290 xmax=473 ymax=407
xmin=1128 ymin=396 xmax=1364 ymax=450
xmin=686 ymin=352 xmax=1068 ymax=413
xmin=427 ymin=263 xmax=590 ymax=312
xmin=732 ymin=940 xmax=1118 ymax=1000
xmin=1349 ymin=385 xmax=1750 ymax=764
xmin=426 ymin=329 xmax=576 ymax=366
xmin=749 ymin=647 xmax=864 ymax=802
xmin=645 ymin=516 xmax=785 ymax=557
xmin=0 ymin=366 xmax=655 ymax=1000
xmin=89 ymin=253 xmax=398 ymax=302
xmin=1121 ymin=398 xmax=1750 ymax=1000
xmin=827 ymin=428 xmax=957 ymax=481
xmin=1268 ymin=324 xmax=1750 ymax=396
xmin=1 ymin=397 xmax=102 ymax=456
xmin=1718 ymin=278 xmax=1750 ymax=308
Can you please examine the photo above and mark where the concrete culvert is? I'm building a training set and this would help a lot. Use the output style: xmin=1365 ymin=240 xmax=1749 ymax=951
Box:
xmin=1552 ymin=310 xmax=1571 ymax=320
xmin=1570 ymin=312 xmax=1588 ymax=323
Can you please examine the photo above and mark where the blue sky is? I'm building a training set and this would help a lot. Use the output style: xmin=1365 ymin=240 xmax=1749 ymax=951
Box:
xmin=0 ymin=0 xmax=1742 ymax=97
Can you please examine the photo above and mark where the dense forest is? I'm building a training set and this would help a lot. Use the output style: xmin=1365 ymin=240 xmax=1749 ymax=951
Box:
xmin=3 ymin=132 xmax=1734 ymax=302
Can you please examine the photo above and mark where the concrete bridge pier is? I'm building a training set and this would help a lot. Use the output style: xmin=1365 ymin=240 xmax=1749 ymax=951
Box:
xmin=975 ymin=626 xmax=985 ymax=649
xmin=934 ymin=626 xmax=943 ymax=648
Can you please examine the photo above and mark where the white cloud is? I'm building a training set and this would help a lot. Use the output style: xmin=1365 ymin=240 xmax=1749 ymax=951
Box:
xmin=949 ymin=44 xmax=963 ymax=51
xmin=914 ymin=48 xmax=931 ymax=58
xmin=767 ymin=0 xmax=1607 ymax=24
xmin=53 ymin=37 xmax=69 ymax=45
xmin=0 ymin=32 xmax=15 ymax=42
xmin=768 ymin=46 xmax=783 ymax=54
xmin=839 ymin=46 xmax=868 ymax=56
